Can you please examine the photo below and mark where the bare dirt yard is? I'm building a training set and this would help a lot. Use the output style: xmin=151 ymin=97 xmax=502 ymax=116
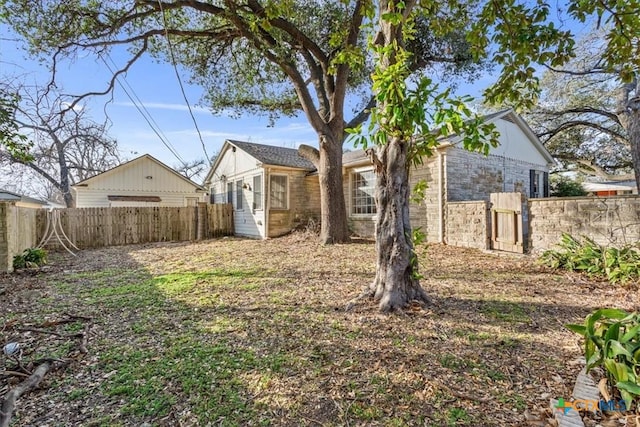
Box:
xmin=1 ymin=234 xmax=638 ymax=426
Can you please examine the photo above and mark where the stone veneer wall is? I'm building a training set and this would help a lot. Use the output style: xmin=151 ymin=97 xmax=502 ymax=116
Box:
xmin=268 ymin=170 xmax=321 ymax=237
xmin=528 ymin=195 xmax=640 ymax=253
xmin=445 ymin=201 xmax=490 ymax=250
xmin=444 ymin=147 xmax=545 ymax=202
xmin=0 ymin=202 xmax=39 ymax=273
xmin=343 ymin=156 xmax=442 ymax=241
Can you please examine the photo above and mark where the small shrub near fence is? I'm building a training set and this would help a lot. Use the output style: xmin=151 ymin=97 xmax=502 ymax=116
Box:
xmin=540 ymin=233 xmax=640 ymax=284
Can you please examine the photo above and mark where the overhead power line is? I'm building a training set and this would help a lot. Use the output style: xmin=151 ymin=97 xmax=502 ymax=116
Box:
xmin=157 ymin=0 xmax=211 ymax=162
xmin=99 ymin=54 xmax=187 ymax=166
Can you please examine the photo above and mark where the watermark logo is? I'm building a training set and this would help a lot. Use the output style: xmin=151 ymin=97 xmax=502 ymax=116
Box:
xmin=555 ymin=397 xmax=627 ymax=415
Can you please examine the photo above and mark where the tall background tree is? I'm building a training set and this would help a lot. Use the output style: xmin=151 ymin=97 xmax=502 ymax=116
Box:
xmin=0 ymin=84 xmax=121 ymax=206
xmin=0 ymin=0 xmax=486 ymax=244
xmin=526 ymin=29 xmax=639 ymax=186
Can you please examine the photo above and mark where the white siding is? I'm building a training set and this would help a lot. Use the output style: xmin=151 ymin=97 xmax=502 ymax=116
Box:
xmin=487 ymin=119 xmax=549 ymax=167
xmin=74 ymin=188 xmax=202 ymax=208
xmin=74 ymin=156 xmax=205 ymax=207
xmin=227 ymin=171 xmax=265 ymax=238
xmin=213 ymin=145 xmax=260 ymax=180
xmin=209 ymin=146 xmax=265 ymax=238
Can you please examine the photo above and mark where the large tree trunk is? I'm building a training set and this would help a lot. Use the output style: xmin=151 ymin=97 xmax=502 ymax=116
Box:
xmin=318 ymin=135 xmax=349 ymax=244
xmin=618 ymin=80 xmax=640 ymax=192
xmin=370 ymin=138 xmax=429 ymax=312
xmin=299 ymin=134 xmax=350 ymax=244
xmin=627 ymin=88 xmax=640 ymax=192
xmin=57 ymin=149 xmax=74 ymax=208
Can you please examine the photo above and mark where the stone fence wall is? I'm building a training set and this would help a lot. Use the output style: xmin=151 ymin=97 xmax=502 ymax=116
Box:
xmin=528 ymin=195 xmax=640 ymax=253
xmin=440 ymin=194 xmax=640 ymax=254
xmin=445 ymin=201 xmax=490 ymax=250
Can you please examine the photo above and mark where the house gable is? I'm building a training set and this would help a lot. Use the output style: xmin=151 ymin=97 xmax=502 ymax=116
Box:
xmin=74 ymin=154 xmax=205 ymax=193
xmin=447 ymin=110 xmax=555 ymax=167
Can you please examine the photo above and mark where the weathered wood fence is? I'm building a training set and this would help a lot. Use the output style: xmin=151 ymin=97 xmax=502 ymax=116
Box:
xmin=36 ymin=203 xmax=233 ymax=249
xmin=1 ymin=202 xmax=233 ymax=272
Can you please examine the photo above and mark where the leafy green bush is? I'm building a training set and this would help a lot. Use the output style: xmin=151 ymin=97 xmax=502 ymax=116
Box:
xmin=550 ymin=175 xmax=587 ymax=197
xmin=13 ymin=247 xmax=47 ymax=269
xmin=540 ymin=233 xmax=640 ymax=284
xmin=567 ymin=308 xmax=640 ymax=410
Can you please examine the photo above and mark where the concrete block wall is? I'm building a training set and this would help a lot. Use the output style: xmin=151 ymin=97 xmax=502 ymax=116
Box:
xmin=445 ymin=201 xmax=490 ymax=250
xmin=528 ymin=195 xmax=640 ymax=253
xmin=409 ymin=156 xmax=442 ymax=243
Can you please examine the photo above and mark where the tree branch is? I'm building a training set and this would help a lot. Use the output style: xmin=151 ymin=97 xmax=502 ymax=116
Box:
xmin=563 ymin=158 xmax=636 ymax=181
xmin=535 ymin=106 xmax=622 ymax=125
xmin=298 ymin=144 xmax=320 ymax=168
xmin=345 ymin=95 xmax=376 ymax=130
xmin=537 ymin=120 xmax=626 ymax=143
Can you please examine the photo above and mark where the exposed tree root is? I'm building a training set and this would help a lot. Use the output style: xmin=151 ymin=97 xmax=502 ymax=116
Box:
xmin=345 ymin=287 xmax=375 ymax=311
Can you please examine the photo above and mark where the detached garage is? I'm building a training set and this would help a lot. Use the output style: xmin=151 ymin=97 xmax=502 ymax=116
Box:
xmin=72 ymin=154 xmax=207 ymax=207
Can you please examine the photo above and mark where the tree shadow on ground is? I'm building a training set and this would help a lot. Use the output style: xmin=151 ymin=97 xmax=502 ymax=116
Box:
xmin=3 ymin=238 xmax=635 ymax=426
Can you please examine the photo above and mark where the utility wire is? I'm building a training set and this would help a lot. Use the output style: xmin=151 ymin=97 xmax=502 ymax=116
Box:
xmin=157 ymin=0 xmax=211 ymax=162
xmin=103 ymin=53 xmax=182 ymax=163
xmin=99 ymin=54 xmax=186 ymax=165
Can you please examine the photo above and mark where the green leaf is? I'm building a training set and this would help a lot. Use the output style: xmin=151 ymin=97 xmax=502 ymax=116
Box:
xmin=621 ymin=324 xmax=640 ymax=343
xmin=607 ymin=340 xmax=632 ymax=360
xmin=616 ymin=381 xmax=640 ymax=396
xmin=565 ymin=323 xmax=587 ymax=335
xmin=604 ymin=359 xmax=629 ymax=382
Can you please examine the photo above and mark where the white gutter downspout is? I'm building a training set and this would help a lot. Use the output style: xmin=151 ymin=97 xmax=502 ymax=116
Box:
xmin=264 ymin=168 xmax=270 ymax=239
xmin=438 ymin=149 xmax=445 ymax=244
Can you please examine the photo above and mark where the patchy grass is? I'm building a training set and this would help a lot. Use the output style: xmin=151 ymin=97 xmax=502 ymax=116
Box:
xmin=2 ymin=235 xmax=638 ymax=426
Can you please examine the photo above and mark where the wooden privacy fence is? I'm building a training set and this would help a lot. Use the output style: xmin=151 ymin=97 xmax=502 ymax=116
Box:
xmin=36 ymin=203 xmax=233 ymax=249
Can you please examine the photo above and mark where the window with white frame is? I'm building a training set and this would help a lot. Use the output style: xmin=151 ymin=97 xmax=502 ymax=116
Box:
xmin=226 ymin=182 xmax=233 ymax=204
xmin=253 ymin=175 xmax=262 ymax=210
xmin=270 ymin=175 xmax=288 ymax=209
xmin=351 ymin=169 xmax=376 ymax=215
xmin=236 ymin=179 xmax=243 ymax=209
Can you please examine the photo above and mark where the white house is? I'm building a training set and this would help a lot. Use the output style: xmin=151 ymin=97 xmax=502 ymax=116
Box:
xmin=73 ymin=154 xmax=207 ymax=207
xmin=203 ymin=140 xmax=319 ymax=238
xmin=583 ymin=180 xmax=637 ymax=196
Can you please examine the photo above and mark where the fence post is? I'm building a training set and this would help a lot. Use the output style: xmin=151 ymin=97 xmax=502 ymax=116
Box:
xmin=0 ymin=202 xmax=11 ymax=273
xmin=196 ymin=202 xmax=208 ymax=240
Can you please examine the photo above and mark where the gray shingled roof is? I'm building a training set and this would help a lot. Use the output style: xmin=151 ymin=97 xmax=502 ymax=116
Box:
xmin=0 ymin=189 xmax=47 ymax=205
xmin=229 ymin=140 xmax=316 ymax=171
xmin=342 ymin=149 xmax=368 ymax=165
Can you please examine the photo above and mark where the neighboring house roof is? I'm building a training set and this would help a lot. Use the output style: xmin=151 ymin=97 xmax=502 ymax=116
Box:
xmin=342 ymin=149 xmax=369 ymax=166
xmin=583 ymin=180 xmax=637 ymax=193
xmin=0 ymin=189 xmax=48 ymax=206
xmin=73 ymin=154 xmax=206 ymax=191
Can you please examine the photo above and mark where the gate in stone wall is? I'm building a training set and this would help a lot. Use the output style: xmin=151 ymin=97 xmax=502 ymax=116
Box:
xmin=490 ymin=192 xmax=525 ymax=253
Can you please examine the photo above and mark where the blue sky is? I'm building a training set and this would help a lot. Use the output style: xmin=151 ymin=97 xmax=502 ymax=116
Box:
xmin=1 ymin=25 xmax=320 ymax=172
